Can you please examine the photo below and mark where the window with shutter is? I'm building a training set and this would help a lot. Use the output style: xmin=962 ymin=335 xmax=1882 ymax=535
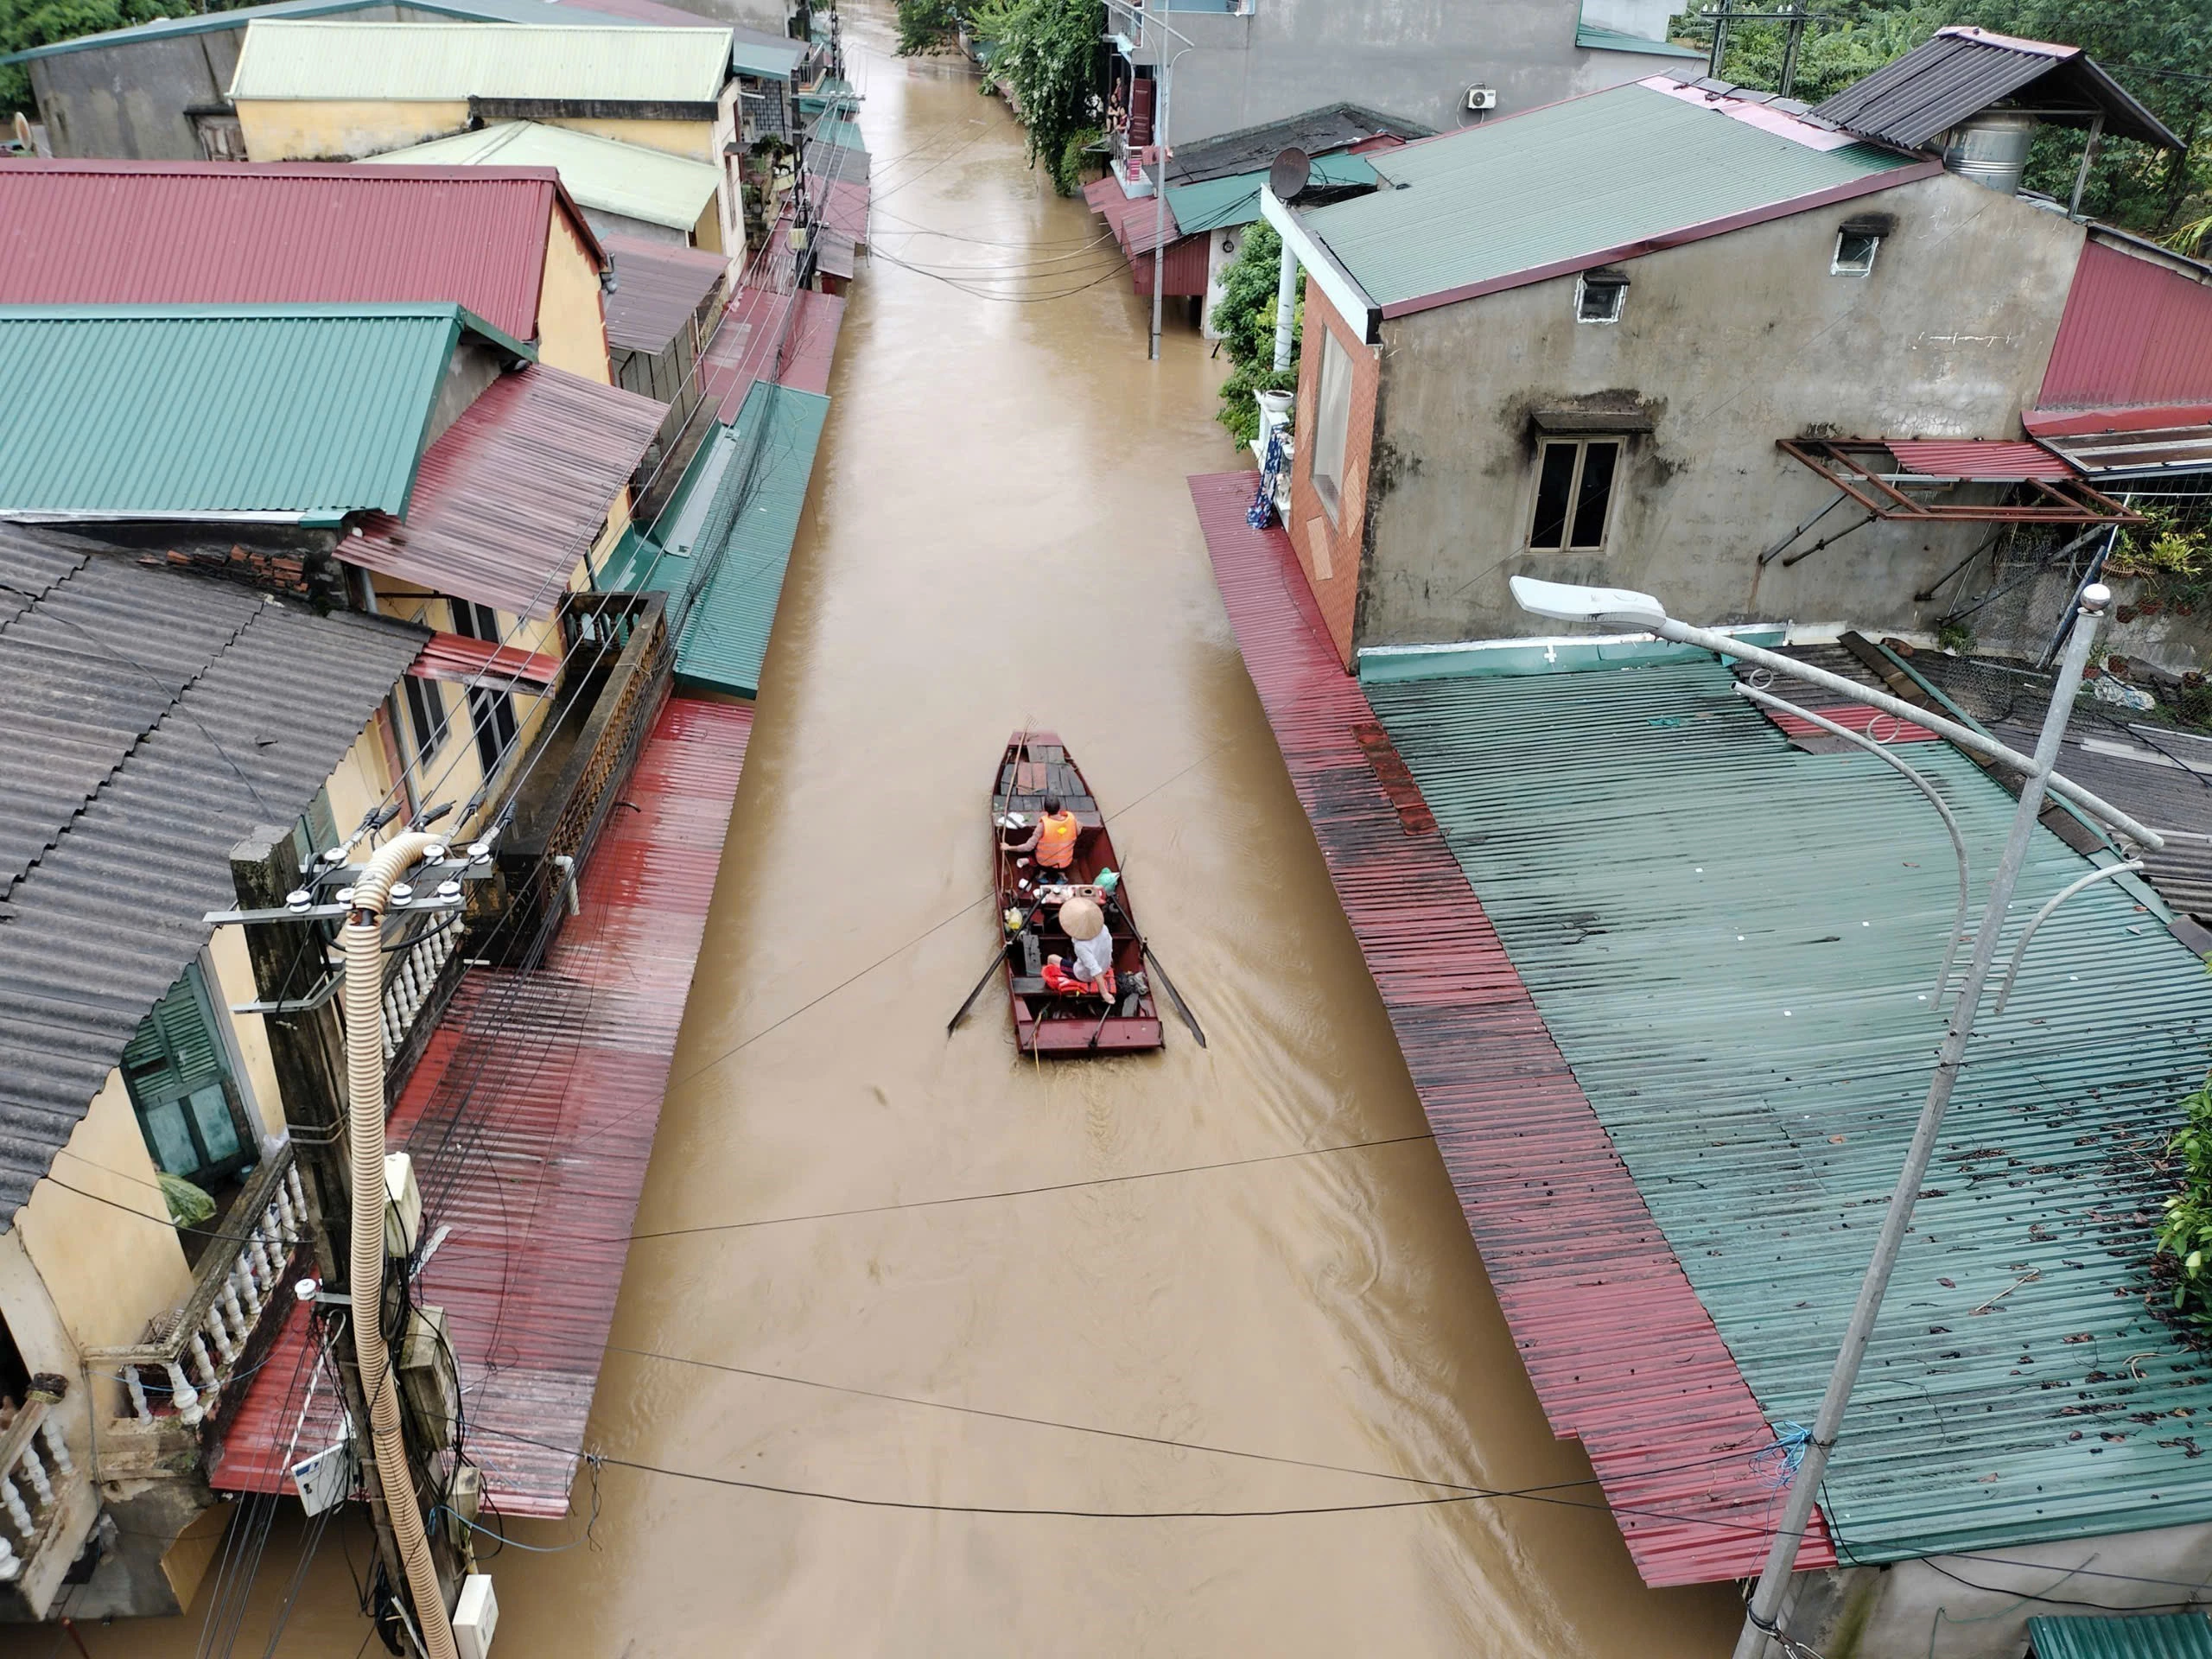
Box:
xmin=120 ymin=963 xmax=250 ymax=1186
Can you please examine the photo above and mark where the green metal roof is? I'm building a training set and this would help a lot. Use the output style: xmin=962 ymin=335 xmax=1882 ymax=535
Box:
xmin=811 ymin=116 xmax=866 ymax=151
xmin=1165 ymin=151 xmax=1376 ymax=238
xmin=1368 ymin=658 xmax=2212 ymax=1562
xmin=228 ymin=20 xmax=732 ymax=103
xmin=0 ymin=0 xmax=652 ymax=65
xmin=1575 ymin=22 xmax=1707 ymax=59
xmin=363 ymin=121 xmax=717 ymax=232
xmin=604 ymin=379 xmax=828 ymax=696
xmin=0 ymin=303 xmax=516 ymax=520
xmin=1294 ymin=80 xmax=1923 ymax=313
xmin=2031 ymin=1616 xmax=2212 ymax=1659
xmin=730 ymin=35 xmax=803 ymax=79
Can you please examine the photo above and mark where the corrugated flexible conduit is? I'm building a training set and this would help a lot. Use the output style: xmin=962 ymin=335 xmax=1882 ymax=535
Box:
xmin=344 ymin=831 xmax=458 ymax=1659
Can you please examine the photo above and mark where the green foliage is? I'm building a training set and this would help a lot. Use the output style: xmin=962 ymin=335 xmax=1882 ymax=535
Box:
xmin=0 ymin=0 xmax=221 ymax=117
xmin=965 ymin=0 xmax=1102 ymax=194
xmin=1051 ymin=124 xmax=1100 ymax=196
xmin=2112 ymin=502 xmax=2209 ymax=583
xmin=1933 ymin=615 xmax=1974 ymax=653
xmin=1669 ymin=0 xmax=2212 ymax=238
xmin=2158 ymin=1077 xmax=2212 ymax=1328
xmin=1210 ymin=221 xmax=1306 ymax=438
xmin=894 ymin=0 xmax=962 ymax=56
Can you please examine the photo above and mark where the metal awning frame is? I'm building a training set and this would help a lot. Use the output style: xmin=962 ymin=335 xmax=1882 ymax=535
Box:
xmin=1777 ymin=438 xmax=2143 ymax=524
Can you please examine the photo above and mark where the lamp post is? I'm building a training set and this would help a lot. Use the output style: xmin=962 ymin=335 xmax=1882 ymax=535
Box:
xmin=1103 ymin=0 xmax=1195 ymax=361
xmin=1507 ymin=577 xmax=2158 ymax=1659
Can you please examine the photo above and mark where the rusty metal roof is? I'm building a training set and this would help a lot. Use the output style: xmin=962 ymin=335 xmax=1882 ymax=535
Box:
xmin=410 ymin=630 xmax=560 ymax=694
xmin=1188 ymin=471 xmax=1832 ymax=1586
xmin=602 ymin=233 xmax=726 ymax=353
xmin=1808 ymin=27 xmax=2180 ymax=151
xmin=1884 ymin=438 xmax=2080 ymax=480
xmin=0 ymin=161 xmax=601 ymax=345
xmin=212 ymin=693 xmax=753 ymax=1512
xmin=0 ymin=528 xmax=424 ymax=1222
xmin=2041 ymin=242 xmax=2212 ymax=414
xmin=348 ymin=364 xmax=664 ymax=617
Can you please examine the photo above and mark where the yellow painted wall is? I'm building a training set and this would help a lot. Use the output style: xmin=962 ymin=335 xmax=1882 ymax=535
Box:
xmin=236 ymin=98 xmax=470 ymax=161
xmin=539 ymin=211 xmax=613 ymax=384
xmin=16 ymin=1071 xmax=193 ymax=1412
xmin=209 ymin=715 xmax=397 ymax=1145
xmin=538 ymin=114 xmax=713 ymax=162
xmin=692 ymin=200 xmax=723 ymax=257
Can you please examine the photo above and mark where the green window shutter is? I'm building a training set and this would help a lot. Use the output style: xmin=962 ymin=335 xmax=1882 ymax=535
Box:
xmin=123 ymin=963 xmax=230 ymax=1101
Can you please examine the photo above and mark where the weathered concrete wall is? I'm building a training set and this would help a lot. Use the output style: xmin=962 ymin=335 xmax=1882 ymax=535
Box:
xmin=1133 ymin=0 xmax=1694 ymax=148
xmin=1789 ymin=1521 xmax=2212 ymax=1659
xmin=541 ymin=112 xmax=717 ymax=162
xmin=237 ymin=95 xmax=471 ymax=160
xmin=539 ymin=207 xmax=615 ymax=383
xmin=1355 ymin=169 xmax=2090 ymax=649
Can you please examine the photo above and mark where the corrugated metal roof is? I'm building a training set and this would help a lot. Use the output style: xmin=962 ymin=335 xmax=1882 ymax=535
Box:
xmin=1366 ymin=658 xmax=2212 ymax=1562
xmin=229 ymin=20 xmax=732 ymax=104
xmin=213 ymin=694 xmax=753 ymax=1512
xmin=607 ymin=380 xmax=828 ymax=696
xmin=601 ymin=233 xmax=726 ymax=352
xmin=361 ymin=124 xmax=717 ymax=235
xmin=0 ymin=0 xmax=656 ymax=64
xmin=350 ymin=363 xmax=663 ymax=618
xmin=1163 ymin=102 xmax=1428 ymax=187
xmin=1808 ymin=27 xmax=2180 ymax=151
xmin=1576 ymin=22 xmax=1707 ymax=60
xmin=1188 ymin=472 xmax=1832 ymax=1585
xmin=2030 ymin=1615 xmax=2212 ymax=1659
xmin=2036 ymin=423 xmax=2212 ymax=477
xmin=0 ymin=528 xmax=424 ymax=1222
xmin=804 ymin=139 xmax=868 ymax=183
xmin=0 ymin=303 xmax=507 ymax=520
xmin=1885 ymin=438 xmax=2080 ymax=480
xmin=1162 ymin=152 xmax=1375 ymax=237
xmin=2041 ymin=243 xmax=2212 ymax=413
xmin=810 ymin=115 xmax=865 ymax=150
xmin=410 ymin=630 xmax=560 ymax=693
xmin=0 ymin=162 xmax=595 ymax=345
xmin=728 ymin=35 xmax=804 ymax=79
xmin=817 ymin=175 xmax=869 ymax=247
xmin=1295 ymin=80 xmax=1926 ymax=315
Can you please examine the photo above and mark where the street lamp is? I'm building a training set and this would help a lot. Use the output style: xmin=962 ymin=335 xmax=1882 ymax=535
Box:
xmin=1508 ymin=575 xmax=2160 ymax=1659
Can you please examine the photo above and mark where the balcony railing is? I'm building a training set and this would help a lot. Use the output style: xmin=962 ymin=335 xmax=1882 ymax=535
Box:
xmin=0 ymin=1385 xmax=98 ymax=1617
xmin=87 ymin=1152 xmax=306 ymax=1433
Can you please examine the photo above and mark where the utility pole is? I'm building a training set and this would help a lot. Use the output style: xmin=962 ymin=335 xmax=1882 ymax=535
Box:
xmin=1105 ymin=0 xmax=1194 ymax=361
xmin=229 ymin=827 xmax=413 ymax=1637
xmin=1729 ymin=586 xmax=2115 ymax=1659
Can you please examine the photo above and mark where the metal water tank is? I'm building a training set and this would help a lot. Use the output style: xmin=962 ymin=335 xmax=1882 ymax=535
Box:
xmin=1942 ymin=111 xmax=2038 ymax=194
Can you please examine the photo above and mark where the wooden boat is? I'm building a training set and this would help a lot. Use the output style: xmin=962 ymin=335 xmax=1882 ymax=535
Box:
xmin=990 ymin=731 xmax=1165 ymax=1056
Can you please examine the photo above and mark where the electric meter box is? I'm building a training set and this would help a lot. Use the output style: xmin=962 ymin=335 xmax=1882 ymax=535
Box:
xmin=454 ymin=1573 xmax=498 ymax=1659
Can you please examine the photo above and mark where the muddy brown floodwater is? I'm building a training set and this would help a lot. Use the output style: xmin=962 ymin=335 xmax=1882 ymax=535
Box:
xmin=13 ymin=11 xmax=1745 ymax=1655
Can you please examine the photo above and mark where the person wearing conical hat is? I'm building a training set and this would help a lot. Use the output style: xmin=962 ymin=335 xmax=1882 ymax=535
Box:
xmin=1059 ymin=895 xmax=1115 ymax=995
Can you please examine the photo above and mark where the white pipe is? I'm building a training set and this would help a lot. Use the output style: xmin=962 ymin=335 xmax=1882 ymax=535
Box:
xmin=343 ymin=831 xmax=457 ymax=1659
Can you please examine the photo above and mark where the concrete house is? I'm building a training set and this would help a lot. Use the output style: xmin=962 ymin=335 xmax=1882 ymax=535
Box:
xmin=1258 ymin=29 xmax=2193 ymax=669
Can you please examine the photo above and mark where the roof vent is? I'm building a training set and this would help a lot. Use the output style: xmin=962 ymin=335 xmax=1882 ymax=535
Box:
xmin=1940 ymin=110 xmax=2037 ymax=194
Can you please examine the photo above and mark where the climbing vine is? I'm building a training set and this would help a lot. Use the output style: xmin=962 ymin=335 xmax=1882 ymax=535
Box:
xmin=965 ymin=0 xmax=1103 ymax=194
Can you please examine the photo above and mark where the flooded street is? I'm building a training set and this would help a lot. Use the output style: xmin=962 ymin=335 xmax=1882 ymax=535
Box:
xmin=23 ymin=10 xmax=1740 ymax=1652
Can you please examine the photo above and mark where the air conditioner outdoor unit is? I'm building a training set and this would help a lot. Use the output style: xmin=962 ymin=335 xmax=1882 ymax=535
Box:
xmin=1465 ymin=86 xmax=1497 ymax=111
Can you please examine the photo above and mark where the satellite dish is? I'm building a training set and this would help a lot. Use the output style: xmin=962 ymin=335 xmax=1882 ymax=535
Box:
xmin=1268 ymin=146 xmax=1313 ymax=203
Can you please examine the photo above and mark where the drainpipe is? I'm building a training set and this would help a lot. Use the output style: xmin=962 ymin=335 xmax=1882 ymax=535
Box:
xmin=343 ymin=832 xmax=458 ymax=1659
xmin=1272 ymin=235 xmax=1297 ymax=373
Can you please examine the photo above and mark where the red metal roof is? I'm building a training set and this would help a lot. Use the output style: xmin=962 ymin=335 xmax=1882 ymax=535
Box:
xmin=409 ymin=630 xmax=562 ymax=694
xmin=211 ymin=694 xmax=753 ymax=1516
xmin=2041 ymin=240 xmax=2212 ymax=411
xmin=1757 ymin=701 xmax=1940 ymax=744
xmin=0 ymin=161 xmax=606 ymax=345
xmin=1188 ymin=470 xmax=1834 ymax=1587
xmin=349 ymin=364 xmax=664 ymax=617
xmin=817 ymin=176 xmax=869 ymax=247
xmin=1883 ymin=438 xmax=2078 ymax=480
xmin=699 ymin=280 xmax=842 ymax=413
xmin=601 ymin=232 xmax=727 ymax=353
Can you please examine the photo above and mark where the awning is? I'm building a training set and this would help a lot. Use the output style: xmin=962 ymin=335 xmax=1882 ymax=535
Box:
xmin=348 ymin=364 xmax=664 ymax=618
xmin=1777 ymin=437 xmax=2139 ymax=523
xmin=2026 ymin=404 xmax=2212 ymax=477
xmin=408 ymin=631 xmax=561 ymax=695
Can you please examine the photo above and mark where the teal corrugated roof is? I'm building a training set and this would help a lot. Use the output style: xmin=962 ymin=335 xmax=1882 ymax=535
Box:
xmin=812 ymin=116 xmax=866 ymax=151
xmin=229 ymin=20 xmax=732 ymax=103
xmin=1296 ymin=81 xmax=1923 ymax=311
xmin=610 ymin=379 xmax=828 ymax=696
xmin=0 ymin=303 xmax=507 ymax=519
xmin=1368 ymin=659 xmax=2212 ymax=1561
xmin=2031 ymin=1616 xmax=2212 ymax=1659
xmin=1165 ymin=151 xmax=1375 ymax=237
xmin=363 ymin=121 xmax=718 ymax=231
xmin=731 ymin=35 xmax=803 ymax=79
xmin=1575 ymin=23 xmax=1707 ymax=59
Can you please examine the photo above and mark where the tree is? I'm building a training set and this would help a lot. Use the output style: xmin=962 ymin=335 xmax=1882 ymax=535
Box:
xmin=965 ymin=0 xmax=1103 ymax=195
xmin=1211 ymin=221 xmax=1302 ymax=443
xmin=894 ymin=0 xmax=961 ymax=57
xmin=2 ymin=0 xmax=207 ymax=116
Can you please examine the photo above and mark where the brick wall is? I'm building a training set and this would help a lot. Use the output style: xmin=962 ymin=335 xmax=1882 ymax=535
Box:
xmin=1285 ymin=278 xmax=1378 ymax=670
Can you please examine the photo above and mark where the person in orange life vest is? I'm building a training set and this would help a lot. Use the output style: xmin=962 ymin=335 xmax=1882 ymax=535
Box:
xmin=1007 ymin=791 xmax=1081 ymax=874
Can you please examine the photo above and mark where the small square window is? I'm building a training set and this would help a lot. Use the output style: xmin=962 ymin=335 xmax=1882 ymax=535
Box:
xmin=1833 ymin=230 xmax=1880 ymax=276
xmin=1575 ymin=274 xmax=1626 ymax=324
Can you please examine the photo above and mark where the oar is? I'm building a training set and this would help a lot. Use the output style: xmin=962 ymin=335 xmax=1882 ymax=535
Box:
xmin=946 ymin=890 xmax=1046 ymax=1033
xmin=1140 ymin=940 xmax=1206 ymax=1049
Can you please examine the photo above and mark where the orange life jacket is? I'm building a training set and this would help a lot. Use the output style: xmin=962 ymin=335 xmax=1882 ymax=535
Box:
xmin=1036 ymin=810 xmax=1079 ymax=868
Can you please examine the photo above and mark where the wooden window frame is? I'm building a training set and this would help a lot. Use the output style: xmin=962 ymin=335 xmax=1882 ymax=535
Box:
xmin=1527 ymin=436 xmax=1624 ymax=552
